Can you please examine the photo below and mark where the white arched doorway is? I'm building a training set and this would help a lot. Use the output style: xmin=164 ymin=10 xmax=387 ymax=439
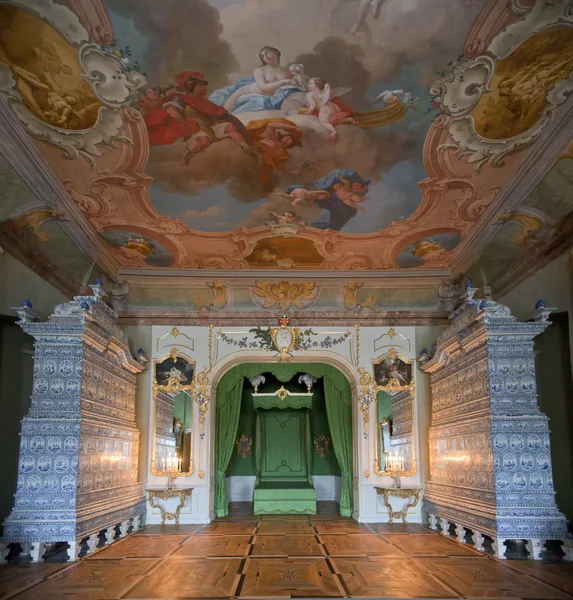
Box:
xmin=206 ymin=353 xmax=362 ymax=521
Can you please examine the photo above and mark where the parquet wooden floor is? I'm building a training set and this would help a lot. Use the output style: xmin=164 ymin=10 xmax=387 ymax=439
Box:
xmin=1 ymin=502 xmax=572 ymax=599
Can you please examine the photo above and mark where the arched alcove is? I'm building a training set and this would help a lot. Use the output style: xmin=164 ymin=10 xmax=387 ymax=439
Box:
xmin=210 ymin=360 xmax=358 ymax=519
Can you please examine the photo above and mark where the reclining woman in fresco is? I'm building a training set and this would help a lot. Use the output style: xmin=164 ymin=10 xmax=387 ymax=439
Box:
xmin=141 ymin=71 xmax=252 ymax=165
xmin=209 ymin=46 xmax=302 ymax=114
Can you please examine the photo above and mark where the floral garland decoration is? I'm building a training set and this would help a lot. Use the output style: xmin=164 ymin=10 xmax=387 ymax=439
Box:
xmin=218 ymin=327 xmax=351 ymax=353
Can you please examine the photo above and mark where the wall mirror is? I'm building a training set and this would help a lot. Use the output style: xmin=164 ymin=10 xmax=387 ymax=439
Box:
xmin=372 ymin=348 xmax=417 ymax=476
xmin=151 ymin=349 xmax=195 ymax=476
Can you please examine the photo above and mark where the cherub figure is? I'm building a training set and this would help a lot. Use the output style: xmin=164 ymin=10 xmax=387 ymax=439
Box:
xmin=303 ymin=77 xmax=357 ymax=140
xmin=43 ymin=92 xmax=77 ymax=127
xmin=288 ymin=64 xmax=309 ymax=91
xmin=333 ymin=176 xmax=369 ymax=211
xmin=269 ymin=210 xmax=299 ymax=224
xmin=277 ymin=187 xmax=330 ymax=207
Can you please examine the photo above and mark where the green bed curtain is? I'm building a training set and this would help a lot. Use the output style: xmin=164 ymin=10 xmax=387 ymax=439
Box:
xmin=214 ymin=363 xmax=354 ymax=517
xmin=305 ymin=411 xmax=313 ymax=484
xmin=255 ymin=412 xmax=262 ymax=485
xmin=323 ymin=377 xmax=353 ymax=516
xmin=214 ymin=374 xmax=244 ymax=517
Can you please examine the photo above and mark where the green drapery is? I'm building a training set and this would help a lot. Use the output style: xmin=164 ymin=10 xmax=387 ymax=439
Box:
xmin=323 ymin=377 xmax=353 ymax=516
xmin=214 ymin=363 xmax=353 ymax=517
xmin=255 ymin=412 xmax=262 ymax=485
xmin=305 ymin=412 xmax=312 ymax=484
xmin=214 ymin=374 xmax=244 ymax=517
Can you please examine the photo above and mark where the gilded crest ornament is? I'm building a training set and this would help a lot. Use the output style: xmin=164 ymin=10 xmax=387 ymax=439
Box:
xmin=269 ymin=316 xmax=299 ymax=359
xmin=313 ymin=434 xmax=331 ymax=457
xmin=236 ymin=434 xmax=253 ymax=458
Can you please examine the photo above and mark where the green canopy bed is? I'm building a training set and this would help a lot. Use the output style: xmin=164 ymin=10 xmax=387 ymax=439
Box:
xmin=214 ymin=363 xmax=354 ymax=518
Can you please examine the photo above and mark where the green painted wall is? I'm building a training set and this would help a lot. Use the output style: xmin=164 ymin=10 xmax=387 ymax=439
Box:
xmin=0 ymin=319 xmax=34 ymax=534
xmin=226 ymin=374 xmax=340 ymax=477
xmin=534 ymin=312 xmax=573 ymax=527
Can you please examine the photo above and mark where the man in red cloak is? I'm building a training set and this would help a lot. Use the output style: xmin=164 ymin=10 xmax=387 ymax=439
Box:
xmin=143 ymin=71 xmax=251 ymax=165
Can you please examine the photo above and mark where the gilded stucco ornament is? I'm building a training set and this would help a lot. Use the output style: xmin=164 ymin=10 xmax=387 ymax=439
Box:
xmin=251 ymin=281 xmax=318 ymax=311
xmin=432 ymin=2 xmax=573 ymax=170
xmin=192 ymin=281 xmax=229 ymax=312
xmin=342 ymin=281 xmax=377 ymax=312
xmin=0 ymin=1 xmax=146 ymax=166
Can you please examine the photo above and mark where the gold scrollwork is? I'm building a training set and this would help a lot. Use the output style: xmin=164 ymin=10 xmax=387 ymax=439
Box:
xmin=194 ymin=366 xmax=211 ymax=432
xmin=236 ymin=433 xmax=253 ymax=458
xmin=198 ymin=470 xmax=205 ymax=479
xmin=376 ymin=487 xmax=420 ymax=524
xmin=343 ymin=281 xmax=377 ymax=312
xmin=193 ymin=281 xmax=228 ymax=311
xmin=252 ymin=281 xmax=318 ymax=311
xmin=275 ymin=386 xmax=289 ymax=401
xmin=156 ymin=329 xmax=195 ymax=352
xmin=147 ymin=489 xmax=192 ymax=525
xmin=374 ymin=329 xmax=411 ymax=353
xmin=363 ymin=470 xmax=371 ymax=479
xmin=269 ymin=324 xmax=299 ymax=359
xmin=313 ymin=434 xmax=331 ymax=457
xmin=358 ymin=366 xmax=373 ymax=430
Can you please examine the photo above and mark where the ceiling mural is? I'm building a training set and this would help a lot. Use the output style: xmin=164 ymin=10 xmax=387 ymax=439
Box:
xmin=0 ymin=0 xmax=573 ymax=292
xmin=0 ymin=153 xmax=96 ymax=294
xmin=467 ymin=138 xmax=573 ymax=291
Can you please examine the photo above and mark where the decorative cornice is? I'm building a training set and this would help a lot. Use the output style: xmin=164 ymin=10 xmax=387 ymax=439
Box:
xmin=117 ymin=310 xmax=450 ymax=327
xmin=452 ymin=92 xmax=573 ymax=275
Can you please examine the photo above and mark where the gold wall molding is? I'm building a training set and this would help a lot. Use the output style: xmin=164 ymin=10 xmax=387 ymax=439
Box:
xmin=251 ymin=281 xmax=318 ymax=311
xmin=192 ymin=281 xmax=228 ymax=311
xmin=343 ymin=281 xmax=377 ymax=312
xmin=10 ymin=209 xmax=66 ymax=243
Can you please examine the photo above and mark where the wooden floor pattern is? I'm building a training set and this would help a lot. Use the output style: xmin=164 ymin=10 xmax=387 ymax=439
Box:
xmin=1 ymin=502 xmax=572 ymax=599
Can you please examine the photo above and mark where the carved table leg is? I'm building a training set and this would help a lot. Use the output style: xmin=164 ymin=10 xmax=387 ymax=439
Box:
xmin=132 ymin=515 xmax=141 ymax=531
xmin=525 ymin=538 xmax=545 ymax=560
xmin=428 ymin=514 xmax=438 ymax=530
xmin=493 ymin=538 xmax=507 ymax=559
xmin=86 ymin=534 xmax=98 ymax=555
xmin=29 ymin=542 xmax=46 ymax=563
xmin=103 ymin=528 xmax=113 ymax=545
xmin=67 ymin=541 xmax=81 ymax=562
xmin=440 ymin=519 xmax=450 ymax=536
xmin=0 ymin=542 xmax=9 ymax=562
xmin=473 ymin=530 xmax=486 ymax=552
xmin=118 ymin=520 xmax=129 ymax=538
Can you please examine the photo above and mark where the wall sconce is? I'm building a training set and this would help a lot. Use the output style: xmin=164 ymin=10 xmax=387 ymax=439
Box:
xmin=313 ymin=434 xmax=330 ymax=457
xmin=236 ymin=434 xmax=253 ymax=458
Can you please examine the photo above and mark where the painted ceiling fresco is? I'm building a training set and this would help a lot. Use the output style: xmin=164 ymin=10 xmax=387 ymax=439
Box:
xmin=0 ymin=0 xmax=573 ymax=278
xmin=468 ymin=138 xmax=573 ymax=291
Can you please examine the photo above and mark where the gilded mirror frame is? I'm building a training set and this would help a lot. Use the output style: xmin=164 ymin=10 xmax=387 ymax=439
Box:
xmin=151 ymin=347 xmax=196 ymax=476
xmin=372 ymin=348 xmax=417 ymax=476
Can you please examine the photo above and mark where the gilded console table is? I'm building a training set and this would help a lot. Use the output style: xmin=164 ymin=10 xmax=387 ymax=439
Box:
xmin=147 ymin=488 xmax=192 ymax=524
xmin=375 ymin=486 xmax=421 ymax=524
